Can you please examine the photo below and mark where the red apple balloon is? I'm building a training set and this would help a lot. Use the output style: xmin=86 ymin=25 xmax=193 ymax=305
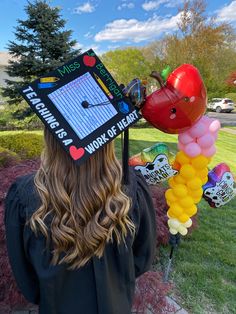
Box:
xmin=142 ymin=64 xmax=207 ymax=134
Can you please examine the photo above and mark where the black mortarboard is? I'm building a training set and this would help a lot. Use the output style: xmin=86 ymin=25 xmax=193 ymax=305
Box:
xmin=20 ymin=49 xmax=141 ymax=170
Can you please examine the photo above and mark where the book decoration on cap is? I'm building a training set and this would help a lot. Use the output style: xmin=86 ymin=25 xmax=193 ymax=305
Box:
xmin=20 ymin=49 xmax=141 ymax=165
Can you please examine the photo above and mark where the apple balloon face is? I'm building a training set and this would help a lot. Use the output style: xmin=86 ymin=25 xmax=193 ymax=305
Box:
xmin=142 ymin=64 xmax=207 ymax=134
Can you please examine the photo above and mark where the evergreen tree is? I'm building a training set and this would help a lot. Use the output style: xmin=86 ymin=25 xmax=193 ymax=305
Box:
xmin=3 ymin=0 xmax=79 ymax=105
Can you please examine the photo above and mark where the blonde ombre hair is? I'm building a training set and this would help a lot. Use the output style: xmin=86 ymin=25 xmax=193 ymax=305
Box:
xmin=30 ymin=128 xmax=135 ymax=269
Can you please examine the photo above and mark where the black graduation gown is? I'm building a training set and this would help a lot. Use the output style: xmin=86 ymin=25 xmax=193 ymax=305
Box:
xmin=4 ymin=168 xmax=156 ymax=314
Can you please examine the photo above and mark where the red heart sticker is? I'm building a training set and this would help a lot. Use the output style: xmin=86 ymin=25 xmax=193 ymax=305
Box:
xmin=69 ymin=146 xmax=85 ymax=160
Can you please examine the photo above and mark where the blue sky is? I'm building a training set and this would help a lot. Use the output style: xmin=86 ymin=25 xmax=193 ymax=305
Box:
xmin=0 ymin=0 xmax=236 ymax=55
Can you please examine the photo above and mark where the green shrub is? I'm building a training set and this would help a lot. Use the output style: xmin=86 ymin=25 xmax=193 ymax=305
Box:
xmin=0 ymin=132 xmax=44 ymax=159
xmin=0 ymin=100 xmax=43 ymax=131
xmin=0 ymin=146 xmax=21 ymax=167
xmin=6 ymin=114 xmax=43 ymax=130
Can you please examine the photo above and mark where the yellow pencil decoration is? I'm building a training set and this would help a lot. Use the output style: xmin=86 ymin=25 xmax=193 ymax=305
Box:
xmin=40 ymin=77 xmax=60 ymax=83
xmin=93 ymin=73 xmax=113 ymax=99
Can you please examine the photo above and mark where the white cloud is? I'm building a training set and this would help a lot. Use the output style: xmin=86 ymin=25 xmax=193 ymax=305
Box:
xmin=142 ymin=0 xmax=166 ymax=11
xmin=165 ymin=0 xmax=184 ymax=7
xmin=217 ymin=1 xmax=236 ymax=22
xmin=74 ymin=2 xmax=95 ymax=14
xmin=118 ymin=2 xmax=135 ymax=10
xmin=84 ymin=31 xmax=93 ymax=38
xmin=142 ymin=0 xmax=183 ymax=11
xmin=94 ymin=13 xmax=181 ymax=43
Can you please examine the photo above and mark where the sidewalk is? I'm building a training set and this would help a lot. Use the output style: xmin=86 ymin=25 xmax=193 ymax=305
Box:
xmin=165 ymin=296 xmax=188 ymax=314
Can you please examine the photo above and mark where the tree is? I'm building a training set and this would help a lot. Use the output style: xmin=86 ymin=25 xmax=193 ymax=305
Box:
xmin=140 ymin=40 xmax=168 ymax=73
xmin=101 ymin=48 xmax=151 ymax=85
xmin=163 ymin=0 xmax=236 ymax=96
xmin=3 ymin=0 xmax=79 ymax=106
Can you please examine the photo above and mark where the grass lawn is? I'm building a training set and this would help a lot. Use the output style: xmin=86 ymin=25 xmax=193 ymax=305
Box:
xmin=160 ymin=198 xmax=236 ymax=314
xmin=1 ymin=127 xmax=236 ymax=313
xmin=116 ymin=127 xmax=236 ymax=313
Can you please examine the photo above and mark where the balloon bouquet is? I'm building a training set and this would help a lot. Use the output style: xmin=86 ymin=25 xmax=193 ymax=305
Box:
xmin=124 ymin=64 xmax=236 ymax=251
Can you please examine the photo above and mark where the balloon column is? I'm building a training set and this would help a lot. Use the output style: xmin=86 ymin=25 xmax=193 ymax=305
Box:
xmin=165 ymin=116 xmax=221 ymax=235
xmin=124 ymin=64 xmax=222 ymax=236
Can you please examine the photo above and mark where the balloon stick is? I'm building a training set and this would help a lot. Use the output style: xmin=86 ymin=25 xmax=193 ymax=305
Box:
xmin=164 ymin=233 xmax=180 ymax=282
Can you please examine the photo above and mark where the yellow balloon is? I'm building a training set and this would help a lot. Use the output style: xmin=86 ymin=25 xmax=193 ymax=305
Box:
xmin=184 ymin=204 xmax=197 ymax=216
xmin=187 ymin=178 xmax=202 ymax=190
xmin=198 ymin=168 xmax=208 ymax=178
xmin=193 ymin=196 xmax=202 ymax=203
xmin=169 ymin=204 xmax=183 ymax=217
xmin=176 ymin=151 xmax=190 ymax=165
xmin=191 ymin=155 xmax=209 ymax=169
xmin=178 ymin=213 xmax=190 ymax=223
xmin=167 ymin=209 xmax=176 ymax=218
xmin=174 ymin=174 xmax=186 ymax=184
xmin=190 ymin=188 xmax=203 ymax=198
xmin=173 ymin=184 xmax=188 ymax=197
xmin=200 ymin=176 xmax=208 ymax=185
xmin=180 ymin=164 xmax=196 ymax=179
xmin=179 ymin=196 xmax=194 ymax=208
xmin=168 ymin=177 xmax=176 ymax=188
xmin=165 ymin=189 xmax=177 ymax=202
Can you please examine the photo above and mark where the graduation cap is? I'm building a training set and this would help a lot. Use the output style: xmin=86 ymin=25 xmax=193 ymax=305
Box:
xmin=20 ymin=49 xmax=141 ymax=183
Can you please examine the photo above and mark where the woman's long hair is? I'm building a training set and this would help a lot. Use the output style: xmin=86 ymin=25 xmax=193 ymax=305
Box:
xmin=30 ymin=128 xmax=135 ymax=269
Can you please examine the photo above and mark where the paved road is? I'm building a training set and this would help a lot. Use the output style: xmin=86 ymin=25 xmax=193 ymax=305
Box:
xmin=206 ymin=111 xmax=236 ymax=127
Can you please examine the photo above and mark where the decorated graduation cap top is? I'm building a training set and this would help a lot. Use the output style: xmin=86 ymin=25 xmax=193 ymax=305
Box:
xmin=20 ymin=49 xmax=140 ymax=165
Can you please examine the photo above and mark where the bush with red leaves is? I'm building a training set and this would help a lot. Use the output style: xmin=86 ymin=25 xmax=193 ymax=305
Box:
xmin=132 ymin=271 xmax=173 ymax=313
xmin=149 ymin=185 xmax=170 ymax=246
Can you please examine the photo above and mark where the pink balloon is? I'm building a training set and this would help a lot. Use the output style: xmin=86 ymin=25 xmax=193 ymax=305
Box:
xmin=197 ymin=134 xmax=215 ymax=148
xmin=184 ymin=142 xmax=201 ymax=157
xmin=178 ymin=141 xmax=185 ymax=151
xmin=189 ymin=122 xmax=207 ymax=138
xmin=201 ymin=115 xmax=213 ymax=127
xmin=179 ymin=132 xmax=193 ymax=145
xmin=212 ymin=131 xmax=218 ymax=140
xmin=201 ymin=145 xmax=216 ymax=157
xmin=209 ymin=119 xmax=221 ymax=133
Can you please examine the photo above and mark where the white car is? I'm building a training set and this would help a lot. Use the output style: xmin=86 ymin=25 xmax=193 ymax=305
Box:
xmin=207 ymin=98 xmax=235 ymax=113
